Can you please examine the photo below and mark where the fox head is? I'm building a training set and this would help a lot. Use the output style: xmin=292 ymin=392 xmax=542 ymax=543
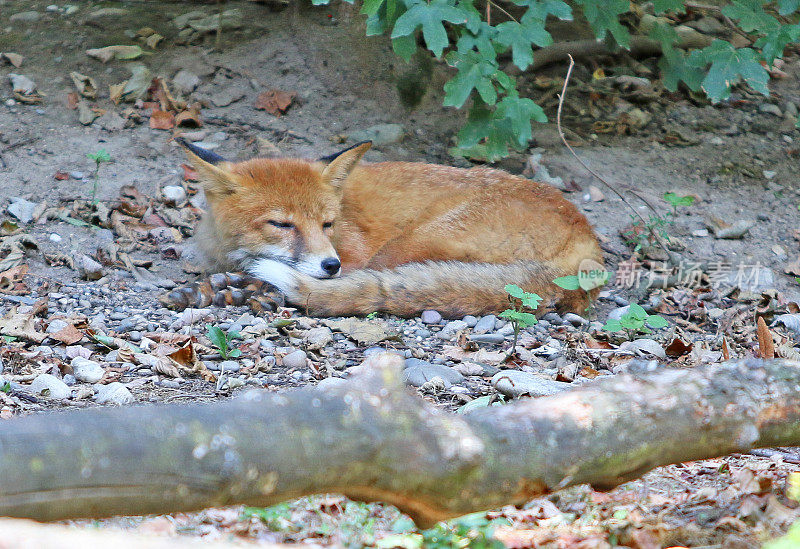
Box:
xmin=179 ymin=139 xmax=371 ymax=278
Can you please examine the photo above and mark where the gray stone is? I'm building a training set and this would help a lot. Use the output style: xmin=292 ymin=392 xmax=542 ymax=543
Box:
xmin=10 ymin=11 xmax=41 ymax=23
xmin=473 ymin=315 xmax=497 ymax=334
xmin=491 ymin=370 xmax=571 ymax=398
xmin=97 ymin=110 xmax=125 ymax=132
xmin=619 ymin=338 xmax=666 ymax=359
xmin=420 ymin=310 xmax=442 ymax=324
xmin=159 ymin=379 xmax=180 ymax=389
xmin=468 ymin=333 xmax=505 ymax=344
xmin=462 ymin=315 xmax=478 ymax=328
xmin=451 ymin=361 xmax=485 ymax=376
xmin=282 ymin=349 xmax=307 ymax=369
xmin=87 ymin=7 xmax=128 ymax=20
xmin=161 ymin=185 xmax=187 ymax=206
xmin=172 ymin=69 xmax=200 ymax=95
xmin=349 ymin=124 xmax=405 ymax=146
xmin=403 ymin=363 xmax=464 ymax=388
xmin=759 ymin=103 xmax=783 ymax=117
xmin=562 ymin=313 xmax=589 ymax=326
xmin=404 ymin=357 xmax=429 ymax=369
xmin=304 ymin=327 xmax=333 ymax=350
xmin=7 ymin=197 xmax=36 ymax=224
xmin=437 ymin=320 xmax=468 ymax=340
xmin=71 ymin=357 xmax=105 ymax=383
xmin=189 ymin=9 xmax=244 ymax=33
xmin=46 ymin=319 xmax=70 ymax=334
xmin=316 ymin=377 xmax=347 ymax=391
xmin=210 ymin=86 xmax=246 ymax=107
xmin=173 ymin=10 xmax=207 ymax=29
xmin=606 ymin=306 xmax=630 ymax=321
xmin=94 ymin=382 xmax=134 ymax=405
xmin=29 ymin=374 xmax=71 ymax=399
xmin=78 ymin=254 xmax=104 ymax=281
xmin=218 ymin=360 xmax=241 ymax=373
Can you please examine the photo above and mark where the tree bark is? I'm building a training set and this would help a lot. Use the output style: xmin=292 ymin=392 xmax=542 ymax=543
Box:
xmin=1 ymin=356 xmax=799 ymax=527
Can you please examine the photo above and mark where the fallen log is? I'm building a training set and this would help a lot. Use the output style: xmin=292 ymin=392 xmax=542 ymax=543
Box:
xmin=1 ymin=356 xmax=799 ymax=527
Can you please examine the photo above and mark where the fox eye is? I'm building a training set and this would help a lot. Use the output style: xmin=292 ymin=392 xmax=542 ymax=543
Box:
xmin=267 ymin=220 xmax=294 ymax=229
xmin=322 ymin=221 xmax=334 ymax=229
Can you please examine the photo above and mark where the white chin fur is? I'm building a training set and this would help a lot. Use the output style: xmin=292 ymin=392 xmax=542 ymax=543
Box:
xmin=249 ymin=259 xmax=299 ymax=296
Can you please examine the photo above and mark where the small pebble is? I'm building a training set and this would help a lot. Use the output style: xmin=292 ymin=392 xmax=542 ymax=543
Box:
xmin=282 ymin=349 xmax=308 ymax=369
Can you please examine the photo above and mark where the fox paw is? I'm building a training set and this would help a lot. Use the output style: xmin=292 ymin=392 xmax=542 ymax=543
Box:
xmin=249 ymin=259 xmax=307 ymax=301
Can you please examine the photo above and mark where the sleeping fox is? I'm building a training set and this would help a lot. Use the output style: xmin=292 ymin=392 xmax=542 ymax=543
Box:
xmin=179 ymin=139 xmax=603 ymax=318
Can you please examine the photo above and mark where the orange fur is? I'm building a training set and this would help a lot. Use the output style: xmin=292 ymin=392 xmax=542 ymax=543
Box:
xmin=182 ymin=142 xmax=603 ymax=318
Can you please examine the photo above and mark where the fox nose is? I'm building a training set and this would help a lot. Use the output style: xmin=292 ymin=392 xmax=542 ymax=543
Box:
xmin=321 ymin=257 xmax=341 ymax=276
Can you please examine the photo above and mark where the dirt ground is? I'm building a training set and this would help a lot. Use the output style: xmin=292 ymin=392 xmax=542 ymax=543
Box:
xmin=1 ymin=1 xmax=800 ymax=547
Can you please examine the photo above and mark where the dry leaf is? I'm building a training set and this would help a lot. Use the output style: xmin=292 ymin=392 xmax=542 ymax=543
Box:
xmin=50 ymin=324 xmax=84 ymax=345
xmin=757 ymin=316 xmax=774 ymax=358
xmin=145 ymin=33 xmax=164 ymax=49
xmin=69 ymin=71 xmax=97 ymax=99
xmin=0 ymin=307 xmax=46 ymax=343
xmin=254 ymin=89 xmax=296 ymax=116
xmin=149 ymin=110 xmax=175 ymax=130
xmin=109 ymin=82 xmax=126 ymax=104
xmin=322 ymin=318 xmax=400 ymax=346
xmin=665 ymin=337 xmax=693 ymax=357
xmin=175 ymin=103 xmax=202 ymax=127
xmin=86 ymin=45 xmax=143 ymax=63
xmin=722 ymin=336 xmax=730 ymax=360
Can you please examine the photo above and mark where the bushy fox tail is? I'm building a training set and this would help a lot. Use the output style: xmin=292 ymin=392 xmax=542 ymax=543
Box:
xmin=254 ymin=260 xmax=590 ymax=318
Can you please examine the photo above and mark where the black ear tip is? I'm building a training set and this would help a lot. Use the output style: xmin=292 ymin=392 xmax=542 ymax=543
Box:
xmin=318 ymin=140 xmax=373 ymax=163
xmin=176 ymin=137 xmax=227 ymax=166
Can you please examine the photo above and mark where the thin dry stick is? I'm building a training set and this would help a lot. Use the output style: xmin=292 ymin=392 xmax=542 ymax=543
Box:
xmin=487 ymin=0 xmax=518 ymax=23
xmin=556 ymin=54 xmax=673 ymax=259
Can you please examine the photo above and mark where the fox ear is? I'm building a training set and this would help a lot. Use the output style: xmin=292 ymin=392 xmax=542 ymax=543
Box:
xmin=176 ymin=138 xmax=237 ymax=196
xmin=319 ymin=141 xmax=371 ymax=188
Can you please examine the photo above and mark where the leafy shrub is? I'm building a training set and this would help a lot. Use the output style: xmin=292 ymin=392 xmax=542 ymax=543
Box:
xmin=313 ymin=0 xmax=800 ymax=160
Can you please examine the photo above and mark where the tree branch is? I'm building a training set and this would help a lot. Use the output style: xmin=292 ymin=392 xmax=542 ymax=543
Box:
xmin=1 ymin=355 xmax=799 ymax=527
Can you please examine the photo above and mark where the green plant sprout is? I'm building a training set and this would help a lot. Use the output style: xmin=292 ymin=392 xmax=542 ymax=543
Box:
xmin=499 ymin=283 xmax=541 ymax=357
xmin=86 ymin=148 xmax=111 ymax=205
xmin=553 ymin=268 xmax=610 ymax=314
xmin=662 ymin=192 xmax=695 ymax=216
xmin=206 ymin=324 xmax=242 ymax=359
xmin=603 ymin=303 xmax=668 ymax=340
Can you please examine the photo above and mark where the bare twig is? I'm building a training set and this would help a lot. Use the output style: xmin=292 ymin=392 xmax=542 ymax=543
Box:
xmin=556 ymin=54 xmax=674 ymax=260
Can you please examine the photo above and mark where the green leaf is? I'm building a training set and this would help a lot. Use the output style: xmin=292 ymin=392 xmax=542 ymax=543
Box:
xmin=504 ymin=284 xmax=525 ymax=299
xmin=653 ymin=0 xmax=686 ymax=14
xmin=361 ymin=0 xmax=385 ymax=16
xmin=443 ymin=51 xmax=496 ymax=108
xmin=628 ymin=303 xmax=648 ymax=319
xmin=722 ymin=0 xmax=778 ymax=33
xmin=778 ymin=0 xmax=800 ymax=15
xmin=494 ymin=95 xmax=546 ymax=146
xmin=392 ymin=34 xmax=418 ymax=61
xmin=553 ymin=275 xmax=580 ymax=290
xmin=578 ymin=269 xmax=609 ymax=291
xmin=663 ymin=192 xmax=695 ymax=207
xmin=227 ymin=348 xmax=242 ymax=358
xmin=620 ymin=314 xmax=644 ymax=330
xmin=694 ymin=40 xmax=770 ymax=102
xmin=494 ymin=18 xmax=552 ymax=71
xmin=206 ymin=324 xmax=228 ymax=354
xmin=59 ymin=214 xmax=92 ymax=227
xmin=391 ymin=1 xmax=468 ymax=58
xmin=603 ymin=319 xmax=623 ymax=332
xmin=87 ymin=148 xmax=111 ymax=163
xmin=516 ymin=311 xmax=538 ymax=326
xmin=645 ymin=315 xmax=669 ymax=329
xmin=574 ymin=0 xmax=631 ymax=47
xmin=754 ymin=24 xmax=800 ymax=64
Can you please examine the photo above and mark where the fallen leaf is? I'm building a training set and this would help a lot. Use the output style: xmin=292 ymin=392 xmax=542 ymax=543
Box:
xmin=175 ymin=103 xmax=202 ymax=127
xmin=109 ymin=82 xmax=126 ymax=104
xmin=86 ymin=45 xmax=144 ymax=63
xmin=66 ymin=92 xmax=79 ymax=109
xmin=69 ymin=71 xmax=97 ymax=99
xmin=149 ymin=110 xmax=175 ymax=130
xmin=665 ymin=337 xmax=693 ymax=357
xmin=50 ymin=324 xmax=84 ymax=345
xmin=784 ymin=257 xmax=800 ymax=277
xmin=145 ymin=33 xmax=164 ymax=49
xmin=323 ymin=317 xmax=400 ymax=346
xmin=54 ymin=171 xmax=69 ymax=180
xmin=0 ymin=307 xmax=45 ymax=343
xmin=254 ymin=89 xmax=296 ymax=116
xmin=757 ymin=316 xmax=775 ymax=358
